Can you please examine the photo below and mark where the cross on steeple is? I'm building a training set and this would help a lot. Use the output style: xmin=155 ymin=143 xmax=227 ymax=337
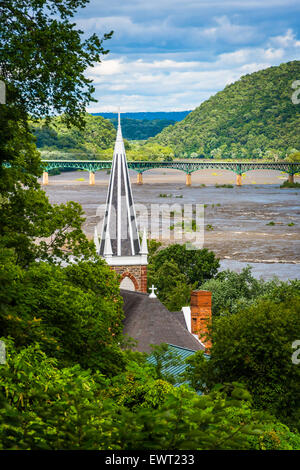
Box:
xmin=149 ymin=285 xmax=157 ymax=298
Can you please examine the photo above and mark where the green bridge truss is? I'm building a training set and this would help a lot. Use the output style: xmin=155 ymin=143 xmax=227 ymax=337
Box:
xmin=42 ymin=159 xmax=300 ymax=176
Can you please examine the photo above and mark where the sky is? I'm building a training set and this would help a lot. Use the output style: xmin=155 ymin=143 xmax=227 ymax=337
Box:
xmin=74 ymin=0 xmax=300 ymax=112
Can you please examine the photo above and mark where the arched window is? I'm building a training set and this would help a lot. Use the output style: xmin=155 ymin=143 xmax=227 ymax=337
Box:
xmin=120 ymin=275 xmax=136 ymax=291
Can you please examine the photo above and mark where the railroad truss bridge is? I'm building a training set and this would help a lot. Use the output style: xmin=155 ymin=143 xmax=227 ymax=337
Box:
xmin=41 ymin=159 xmax=300 ymax=186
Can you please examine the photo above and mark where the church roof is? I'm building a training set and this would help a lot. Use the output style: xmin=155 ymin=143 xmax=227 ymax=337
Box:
xmin=121 ymin=289 xmax=204 ymax=353
xmin=98 ymin=111 xmax=141 ymax=257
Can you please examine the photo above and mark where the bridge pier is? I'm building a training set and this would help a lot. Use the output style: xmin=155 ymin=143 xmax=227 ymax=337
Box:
xmin=288 ymin=174 xmax=294 ymax=184
xmin=186 ymin=173 xmax=192 ymax=186
xmin=89 ymin=171 xmax=95 ymax=185
xmin=42 ymin=171 xmax=49 ymax=185
xmin=236 ymin=174 xmax=242 ymax=186
xmin=137 ymin=172 xmax=143 ymax=184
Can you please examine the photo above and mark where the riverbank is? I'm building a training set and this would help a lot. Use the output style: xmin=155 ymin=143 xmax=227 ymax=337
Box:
xmin=219 ymin=259 xmax=300 ymax=281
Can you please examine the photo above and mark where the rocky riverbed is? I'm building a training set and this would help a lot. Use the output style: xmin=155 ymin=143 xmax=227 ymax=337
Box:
xmin=42 ymin=168 xmax=300 ymax=280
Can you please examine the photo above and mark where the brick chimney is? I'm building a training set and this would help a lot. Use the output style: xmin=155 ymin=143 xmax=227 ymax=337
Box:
xmin=190 ymin=290 xmax=212 ymax=352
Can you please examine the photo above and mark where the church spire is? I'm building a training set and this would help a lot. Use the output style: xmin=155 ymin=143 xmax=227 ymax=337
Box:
xmin=98 ymin=109 xmax=141 ymax=257
xmin=115 ymin=107 xmax=125 ymax=153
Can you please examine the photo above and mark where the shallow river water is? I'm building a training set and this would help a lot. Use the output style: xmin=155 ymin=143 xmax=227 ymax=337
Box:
xmin=42 ymin=168 xmax=300 ymax=281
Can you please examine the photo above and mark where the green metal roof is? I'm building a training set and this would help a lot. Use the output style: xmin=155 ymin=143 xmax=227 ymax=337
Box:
xmin=147 ymin=343 xmax=209 ymax=387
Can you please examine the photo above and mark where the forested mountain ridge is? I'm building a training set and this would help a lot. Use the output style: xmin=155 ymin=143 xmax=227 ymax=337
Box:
xmin=31 ymin=114 xmax=177 ymax=153
xmin=31 ymin=113 xmax=117 ymax=158
xmin=93 ymin=111 xmax=191 ymax=121
xmin=109 ymin=117 xmax=176 ymax=140
xmin=150 ymin=61 xmax=300 ymax=158
xmin=30 ymin=113 xmax=175 ymax=161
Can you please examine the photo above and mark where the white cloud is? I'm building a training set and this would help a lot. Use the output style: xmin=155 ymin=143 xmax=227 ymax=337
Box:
xmin=264 ymin=48 xmax=284 ymax=60
xmin=77 ymin=13 xmax=261 ymax=52
xmin=85 ymin=28 xmax=300 ymax=112
xmin=270 ymin=29 xmax=300 ymax=48
xmin=202 ymin=16 xmax=256 ymax=43
xmin=91 ymin=59 xmax=123 ymax=75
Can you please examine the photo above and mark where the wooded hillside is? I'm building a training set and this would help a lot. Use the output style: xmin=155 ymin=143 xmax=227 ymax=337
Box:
xmin=150 ymin=61 xmax=300 ymax=158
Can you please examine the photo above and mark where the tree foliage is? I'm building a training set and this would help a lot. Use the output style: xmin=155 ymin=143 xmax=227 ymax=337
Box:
xmin=149 ymin=243 xmax=220 ymax=287
xmin=31 ymin=113 xmax=117 ymax=157
xmin=0 ymin=0 xmax=110 ymax=266
xmin=146 ymin=243 xmax=219 ymax=310
xmin=149 ymin=260 xmax=196 ymax=311
xmin=184 ymin=294 xmax=300 ymax=431
xmin=1 ymin=0 xmax=300 ymax=451
xmin=0 ymin=250 xmax=125 ymax=374
xmin=2 ymin=339 xmax=299 ymax=450
xmin=200 ymin=266 xmax=281 ymax=316
xmin=0 ymin=0 xmax=113 ymax=127
xmin=126 ymin=141 xmax=174 ymax=161
xmin=110 ymin=117 xmax=176 ymax=140
xmin=31 ymin=115 xmax=175 ymax=161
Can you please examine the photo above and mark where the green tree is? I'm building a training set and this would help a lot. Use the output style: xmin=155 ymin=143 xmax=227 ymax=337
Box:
xmin=149 ymin=244 xmax=219 ymax=287
xmin=147 ymin=238 xmax=162 ymax=260
xmin=184 ymin=296 xmax=300 ymax=430
xmin=286 ymin=151 xmax=300 ymax=162
xmin=104 ymin=383 xmax=298 ymax=450
xmin=0 ymin=250 xmax=125 ymax=374
xmin=0 ymin=192 xmax=96 ymax=267
xmin=105 ymin=355 xmax=174 ymax=411
xmin=0 ymin=0 xmax=112 ymax=126
xmin=0 ymin=0 xmax=112 ymax=266
xmin=148 ymin=343 xmax=184 ymax=384
xmin=200 ymin=266 xmax=280 ymax=316
xmin=31 ymin=113 xmax=117 ymax=158
xmin=126 ymin=141 xmax=174 ymax=161
xmin=1 ymin=338 xmax=300 ymax=450
xmin=0 ymin=339 xmax=110 ymax=450
xmin=149 ymin=259 xmax=196 ymax=311
xmin=110 ymin=117 xmax=176 ymax=140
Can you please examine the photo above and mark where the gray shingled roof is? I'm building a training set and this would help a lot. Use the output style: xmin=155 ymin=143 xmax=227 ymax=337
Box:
xmin=121 ymin=289 xmax=204 ymax=353
xmin=171 ymin=311 xmax=188 ymax=328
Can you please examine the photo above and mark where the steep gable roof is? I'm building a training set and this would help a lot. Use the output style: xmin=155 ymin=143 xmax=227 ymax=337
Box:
xmin=121 ymin=289 xmax=204 ymax=353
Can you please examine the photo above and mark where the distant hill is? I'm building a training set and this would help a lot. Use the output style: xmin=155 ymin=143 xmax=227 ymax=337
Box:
xmin=92 ymin=111 xmax=191 ymax=121
xmin=109 ymin=117 xmax=176 ymax=140
xmin=31 ymin=113 xmax=116 ymax=159
xmin=150 ymin=61 xmax=300 ymax=158
xmin=90 ymin=111 xmax=191 ymax=140
xmin=30 ymin=113 xmax=175 ymax=161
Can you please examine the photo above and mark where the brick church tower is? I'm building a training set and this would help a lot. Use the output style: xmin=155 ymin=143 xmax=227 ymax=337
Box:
xmin=94 ymin=111 xmax=148 ymax=292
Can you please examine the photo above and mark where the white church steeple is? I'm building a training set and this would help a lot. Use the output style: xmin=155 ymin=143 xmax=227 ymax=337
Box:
xmin=94 ymin=109 xmax=148 ymax=286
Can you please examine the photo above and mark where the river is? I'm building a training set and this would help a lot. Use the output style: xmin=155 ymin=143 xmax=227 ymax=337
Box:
xmin=42 ymin=168 xmax=300 ymax=281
